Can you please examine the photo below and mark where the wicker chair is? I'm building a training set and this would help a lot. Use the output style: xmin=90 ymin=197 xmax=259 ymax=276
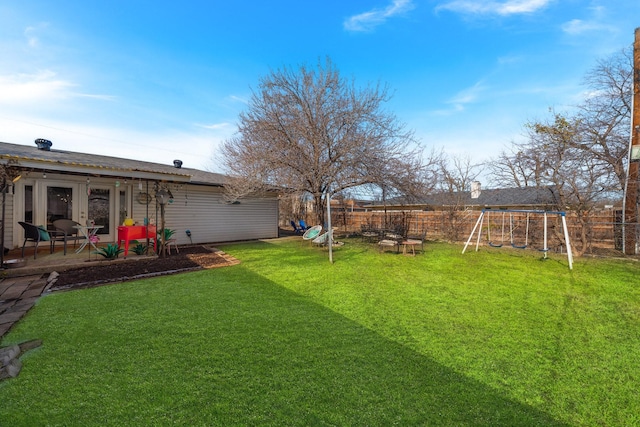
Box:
xmin=18 ymin=222 xmax=55 ymax=259
xmin=52 ymin=219 xmax=83 ymax=255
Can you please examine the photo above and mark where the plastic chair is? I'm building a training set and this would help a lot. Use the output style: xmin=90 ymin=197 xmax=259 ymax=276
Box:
xmin=298 ymin=219 xmax=310 ymax=231
xmin=303 ymin=225 xmax=322 ymax=240
xmin=312 ymin=229 xmax=334 ymax=247
xmin=290 ymin=220 xmax=304 ymax=235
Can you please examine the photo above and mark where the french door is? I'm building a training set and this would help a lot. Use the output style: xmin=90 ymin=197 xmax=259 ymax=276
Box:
xmin=45 ymin=183 xmax=76 ymax=227
xmin=16 ymin=178 xmax=130 ymax=247
xmin=43 ymin=182 xmax=119 ymax=242
xmin=87 ymin=187 xmax=112 ymax=237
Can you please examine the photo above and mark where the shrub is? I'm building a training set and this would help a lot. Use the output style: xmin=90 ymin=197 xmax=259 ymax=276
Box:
xmin=158 ymin=228 xmax=176 ymax=241
xmin=131 ymin=241 xmax=148 ymax=255
xmin=93 ymin=243 xmax=124 ymax=260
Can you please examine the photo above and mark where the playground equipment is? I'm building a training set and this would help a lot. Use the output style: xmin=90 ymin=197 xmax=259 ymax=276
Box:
xmin=462 ymin=209 xmax=574 ymax=270
xmin=487 ymin=210 xmax=506 ymax=247
xmin=509 ymin=212 xmax=530 ymax=249
xmin=485 ymin=210 xmax=531 ymax=249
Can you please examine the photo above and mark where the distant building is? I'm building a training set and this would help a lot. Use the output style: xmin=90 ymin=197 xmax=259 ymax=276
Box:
xmin=364 ymin=185 xmax=560 ymax=211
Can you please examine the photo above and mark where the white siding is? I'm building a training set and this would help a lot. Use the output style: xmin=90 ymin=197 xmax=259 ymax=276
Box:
xmin=2 ymin=190 xmax=13 ymax=249
xmin=131 ymin=184 xmax=278 ymax=245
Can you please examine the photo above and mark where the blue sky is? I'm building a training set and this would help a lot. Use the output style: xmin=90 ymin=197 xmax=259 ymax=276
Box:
xmin=0 ymin=1 xmax=637 ymax=172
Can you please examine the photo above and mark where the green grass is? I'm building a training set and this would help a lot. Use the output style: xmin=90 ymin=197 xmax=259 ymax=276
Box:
xmin=1 ymin=238 xmax=638 ymax=426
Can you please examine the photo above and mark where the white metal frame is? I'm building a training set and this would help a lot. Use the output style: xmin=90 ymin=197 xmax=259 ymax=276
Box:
xmin=462 ymin=209 xmax=574 ymax=270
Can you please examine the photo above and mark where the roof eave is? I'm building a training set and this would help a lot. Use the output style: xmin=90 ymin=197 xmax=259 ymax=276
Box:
xmin=1 ymin=156 xmax=193 ymax=182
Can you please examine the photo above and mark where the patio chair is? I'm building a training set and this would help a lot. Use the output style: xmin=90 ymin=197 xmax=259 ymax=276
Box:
xmin=52 ymin=219 xmax=83 ymax=255
xmin=19 ymin=221 xmax=55 ymax=259
xmin=303 ymin=225 xmax=322 ymax=240
xmin=361 ymin=225 xmax=381 ymax=243
xmin=312 ymin=228 xmax=343 ymax=247
xmin=290 ymin=220 xmax=304 ymax=235
xmin=298 ymin=219 xmax=310 ymax=231
xmin=378 ymin=232 xmax=402 ymax=253
xmin=404 ymin=231 xmax=426 ymax=253
xmin=313 ymin=232 xmax=328 ymax=247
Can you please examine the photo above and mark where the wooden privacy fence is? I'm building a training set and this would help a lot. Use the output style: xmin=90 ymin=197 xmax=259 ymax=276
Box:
xmin=295 ymin=209 xmax=634 ymax=256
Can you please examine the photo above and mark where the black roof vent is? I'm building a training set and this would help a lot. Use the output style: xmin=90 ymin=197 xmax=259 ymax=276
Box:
xmin=173 ymin=159 xmax=183 ymax=168
xmin=35 ymin=138 xmax=52 ymax=151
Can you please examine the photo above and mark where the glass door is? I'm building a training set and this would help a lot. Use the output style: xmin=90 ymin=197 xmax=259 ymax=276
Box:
xmin=46 ymin=185 xmax=74 ymax=228
xmin=88 ymin=187 xmax=113 ymax=240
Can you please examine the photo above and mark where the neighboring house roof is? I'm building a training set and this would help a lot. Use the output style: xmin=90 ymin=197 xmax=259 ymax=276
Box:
xmin=365 ymin=186 xmax=560 ymax=210
xmin=0 ymin=141 xmax=227 ymax=185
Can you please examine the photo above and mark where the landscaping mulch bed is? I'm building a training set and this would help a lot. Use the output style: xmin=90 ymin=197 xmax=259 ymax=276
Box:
xmin=48 ymin=245 xmax=237 ymax=292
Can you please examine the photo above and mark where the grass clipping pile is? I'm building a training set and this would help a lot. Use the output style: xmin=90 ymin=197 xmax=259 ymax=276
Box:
xmin=49 ymin=246 xmax=238 ymax=291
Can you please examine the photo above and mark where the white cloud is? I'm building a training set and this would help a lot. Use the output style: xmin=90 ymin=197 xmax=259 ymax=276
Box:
xmin=74 ymin=93 xmax=118 ymax=101
xmin=0 ymin=71 xmax=75 ymax=104
xmin=0 ymin=70 xmax=117 ymax=107
xmin=23 ymin=23 xmax=49 ymax=48
xmin=195 ymin=122 xmax=232 ymax=131
xmin=433 ymin=81 xmax=487 ymax=115
xmin=24 ymin=27 xmax=39 ymax=47
xmin=344 ymin=0 xmax=415 ymax=32
xmin=497 ymin=55 xmax=524 ymax=65
xmin=436 ymin=0 xmax=552 ymax=16
xmin=0 ymin=115 xmax=223 ymax=171
xmin=561 ymin=18 xmax=614 ymax=36
xmin=228 ymin=95 xmax=248 ymax=104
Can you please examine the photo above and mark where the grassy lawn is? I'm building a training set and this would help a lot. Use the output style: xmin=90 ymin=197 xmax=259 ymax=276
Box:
xmin=1 ymin=238 xmax=638 ymax=426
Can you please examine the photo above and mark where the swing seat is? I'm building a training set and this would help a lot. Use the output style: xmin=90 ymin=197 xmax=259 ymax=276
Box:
xmin=511 ymin=243 xmax=528 ymax=249
xmin=488 ymin=242 xmax=503 ymax=248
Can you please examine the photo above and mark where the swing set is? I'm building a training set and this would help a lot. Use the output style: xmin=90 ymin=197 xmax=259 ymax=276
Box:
xmin=485 ymin=211 xmax=529 ymax=249
xmin=462 ymin=209 xmax=574 ymax=270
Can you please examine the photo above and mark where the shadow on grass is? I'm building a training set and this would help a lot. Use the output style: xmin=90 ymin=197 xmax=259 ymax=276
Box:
xmin=2 ymin=259 xmax=568 ymax=426
xmin=213 ymin=267 xmax=568 ymax=426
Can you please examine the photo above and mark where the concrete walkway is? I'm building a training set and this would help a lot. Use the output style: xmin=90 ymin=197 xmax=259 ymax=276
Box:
xmin=0 ymin=274 xmax=48 ymax=339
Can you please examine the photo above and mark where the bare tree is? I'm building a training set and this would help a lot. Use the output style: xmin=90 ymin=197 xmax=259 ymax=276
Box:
xmin=497 ymin=113 xmax=614 ymax=255
xmin=489 ymin=48 xmax=632 ymax=193
xmin=220 ymin=58 xmax=424 ymax=225
xmin=576 ymin=46 xmax=633 ymax=191
xmin=487 ymin=144 xmax=546 ymax=188
xmin=437 ymin=153 xmax=483 ymax=195
xmin=436 ymin=153 xmax=484 ymax=241
xmin=486 ymin=47 xmax=633 ymax=255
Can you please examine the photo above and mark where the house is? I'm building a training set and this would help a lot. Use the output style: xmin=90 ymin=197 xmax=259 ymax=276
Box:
xmin=1 ymin=140 xmax=279 ymax=251
xmin=364 ymin=183 xmax=560 ymax=212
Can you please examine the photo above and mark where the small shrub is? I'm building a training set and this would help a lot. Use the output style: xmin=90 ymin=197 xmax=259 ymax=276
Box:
xmin=93 ymin=243 xmax=124 ymax=260
xmin=158 ymin=228 xmax=176 ymax=241
xmin=131 ymin=241 xmax=148 ymax=255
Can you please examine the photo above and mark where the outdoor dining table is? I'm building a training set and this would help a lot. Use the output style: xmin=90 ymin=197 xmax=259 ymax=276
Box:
xmin=73 ymin=225 xmax=104 ymax=253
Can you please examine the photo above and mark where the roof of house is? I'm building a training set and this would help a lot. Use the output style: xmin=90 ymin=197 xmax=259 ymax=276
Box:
xmin=366 ymin=186 xmax=560 ymax=210
xmin=0 ymin=141 xmax=227 ymax=186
